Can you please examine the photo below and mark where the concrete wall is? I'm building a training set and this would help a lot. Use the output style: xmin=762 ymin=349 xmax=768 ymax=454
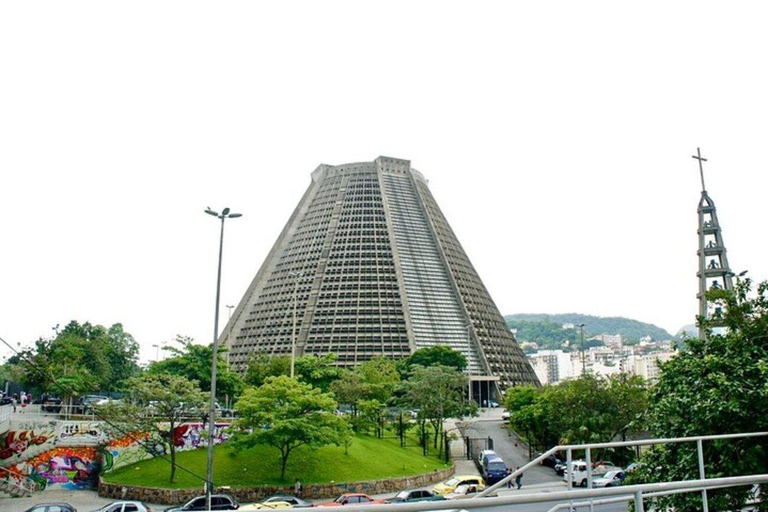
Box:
xmin=98 ymin=465 xmax=455 ymax=504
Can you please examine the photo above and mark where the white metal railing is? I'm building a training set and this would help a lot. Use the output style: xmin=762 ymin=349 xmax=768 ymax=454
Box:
xmin=0 ymin=466 xmax=37 ymax=497
xmin=0 ymin=403 xmax=13 ymax=422
xmin=474 ymin=431 xmax=768 ymax=511
xmin=294 ymin=474 xmax=768 ymax=512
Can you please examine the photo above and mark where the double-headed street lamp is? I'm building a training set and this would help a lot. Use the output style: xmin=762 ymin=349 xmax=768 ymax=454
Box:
xmin=204 ymin=206 xmax=241 ymax=510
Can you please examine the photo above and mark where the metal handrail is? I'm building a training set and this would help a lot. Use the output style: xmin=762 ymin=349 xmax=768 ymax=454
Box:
xmin=307 ymin=474 xmax=768 ymax=512
xmin=475 ymin=430 xmax=768 ymax=500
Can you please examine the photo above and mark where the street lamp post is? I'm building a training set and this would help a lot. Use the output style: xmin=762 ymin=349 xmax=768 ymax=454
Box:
xmin=204 ymin=206 xmax=241 ymax=510
xmin=290 ymin=271 xmax=305 ymax=378
xmin=466 ymin=324 xmax=473 ymax=406
xmin=577 ymin=323 xmax=586 ymax=375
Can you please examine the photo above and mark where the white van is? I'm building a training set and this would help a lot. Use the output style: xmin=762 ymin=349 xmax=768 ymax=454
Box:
xmin=562 ymin=460 xmax=589 ymax=487
xmin=563 ymin=460 xmax=620 ymax=487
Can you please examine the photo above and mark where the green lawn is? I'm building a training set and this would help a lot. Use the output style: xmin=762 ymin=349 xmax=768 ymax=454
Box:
xmin=102 ymin=434 xmax=450 ymax=488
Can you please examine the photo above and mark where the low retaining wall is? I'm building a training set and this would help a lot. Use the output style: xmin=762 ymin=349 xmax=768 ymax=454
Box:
xmin=99 ymin=465 xmax=455 ymax=504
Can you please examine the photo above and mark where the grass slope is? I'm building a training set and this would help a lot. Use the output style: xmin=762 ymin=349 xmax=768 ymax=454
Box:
xmin=103 ymin=435 xmax=450 ymax=488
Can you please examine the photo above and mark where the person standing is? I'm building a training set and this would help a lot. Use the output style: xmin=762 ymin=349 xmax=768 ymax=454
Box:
xmin=515 ymin=467 xmax=523 ymax=489
xmin=294 ymin=478 xmax=302 ymax=496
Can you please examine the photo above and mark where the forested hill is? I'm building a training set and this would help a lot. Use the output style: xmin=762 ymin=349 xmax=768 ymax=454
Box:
xmin=504 ymin=313 xmax=673 ymax=348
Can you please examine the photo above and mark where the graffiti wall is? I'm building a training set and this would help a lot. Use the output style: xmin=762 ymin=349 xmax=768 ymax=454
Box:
xmin=0 ymin=418 xmax=232 ymax=490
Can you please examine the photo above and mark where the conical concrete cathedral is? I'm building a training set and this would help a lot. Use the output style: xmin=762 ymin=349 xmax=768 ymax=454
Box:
xmin=222 ymin=157 xmax=539 ymax=396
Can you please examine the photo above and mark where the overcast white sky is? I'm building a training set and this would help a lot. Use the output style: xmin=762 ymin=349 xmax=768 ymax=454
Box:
xmin=2 ymin=2 xmax=766 ymax=364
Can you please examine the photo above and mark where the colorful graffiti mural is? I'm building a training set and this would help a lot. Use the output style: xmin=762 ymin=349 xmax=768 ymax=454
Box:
xmin=0 ymin=418 xmax=232 ymax=491
xmin=173 ymin=422 xmax=229 ymax=451
xmin=8 ymin=446 xmax=101 ymax=490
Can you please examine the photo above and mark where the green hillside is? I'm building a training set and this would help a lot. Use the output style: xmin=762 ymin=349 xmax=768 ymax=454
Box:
xmin=505 ymin=313 xmax=672 ymax=351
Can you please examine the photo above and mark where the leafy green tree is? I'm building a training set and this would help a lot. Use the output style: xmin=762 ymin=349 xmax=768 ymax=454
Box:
xmin=97 ymin=373 xmax=207 ymax=483
xmin=233 ymin=376 xmax=349 ymax=479
xmin=505 ymin=374 xmax=647 ymax=454
xmin=245 ymin=353 xmax=340 ymax=391
xmin=398 ymin=346 xmax=467 ymax=375
xmin=294 ymin=353 xmax=342 ymax=392
xmin=330 ymin=369 xmax=366 ymax=414
xmin=329 ymin=357 xmax=400 ymax=418
xmin=401 ymin=365 xmax=468 ymax=448
xmin=9 ymin=321 xmax=140 ymax=403
xmin=244 ymin=352 xmax=290 ymax=387
xmin=148 ymin=335 xmax=243 ymax=401
xmin=630 ymin=279 xmax=768 ymax=512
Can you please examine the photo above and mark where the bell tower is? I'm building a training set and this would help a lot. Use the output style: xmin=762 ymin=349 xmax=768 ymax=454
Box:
xmin=694 ymin=148 xmax=735 ymax=337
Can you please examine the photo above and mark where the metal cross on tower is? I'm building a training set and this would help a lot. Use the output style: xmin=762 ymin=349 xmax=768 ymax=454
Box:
xmin=692 ymin=147 xmax=708 ymax=192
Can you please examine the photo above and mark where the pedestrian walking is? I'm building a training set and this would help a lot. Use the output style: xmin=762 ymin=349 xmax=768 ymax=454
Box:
xmin=11 ymin=395 xmax=17 ymax=413
xmin=515 ymin=467 xmax=522 ymax=489
xmin=505 ymin=468 xmax=512 ymax=488
xmin=294 ymin=478 xmax=302 ymax=496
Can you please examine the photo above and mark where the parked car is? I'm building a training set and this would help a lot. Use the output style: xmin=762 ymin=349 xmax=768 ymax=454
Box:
xmin=592 ymin=469 xmax=626 ymax=488
xmin=432 ymin=475 xmax=486 ymax=495
xmin=24 ymin=504 xmax=77 ymax=512
xmin=564 ymin=460 xmax=621 ymax=487
xmin=540 ymin=453 xmax=563 ymax=468
xmin=73 ymin=395 xmax=109 ymax=414
xmin=91 ymin=501 xmax=152 ymax=512
xmin=317 ymin=493 xmax=386 ymax=506
xmin=386 ymin=489 xmax=446 ymax=503
xmin=475 ymin=449 xmax=496 ymax=470
xmin=240 ymin=503 xmax=292 ymax=511
xmin=481 ymin=454 xmax=508 ymax=484
xmin=164 ymin=494 xmax=240 ymax=511
xmin=260 ymin=495 xmax=314 ymax=508
xmin=42 ymin=395 xmax=64 ymax=413
xmin=445 ymin=483 xmax=487 ymax=500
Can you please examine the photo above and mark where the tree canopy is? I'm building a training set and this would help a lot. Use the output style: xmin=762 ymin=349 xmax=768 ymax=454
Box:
xmin=232 ymin=376 xmax=349 ymax=479
xmin=8 ymin=320 xmax=140 ymax=396
xmin=147 ymin=335 xmax=243 ymax=400
xmin=504 ymin=373 xmax=648 ymax=457
xmin=398 ymin=345 xmax=467 ymax=374
xmin=630 ymin=279 xmax=768 ymax=511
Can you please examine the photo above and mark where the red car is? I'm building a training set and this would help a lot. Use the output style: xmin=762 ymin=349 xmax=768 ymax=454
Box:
xmin=318 ymin=494 xmax=386 ymax=507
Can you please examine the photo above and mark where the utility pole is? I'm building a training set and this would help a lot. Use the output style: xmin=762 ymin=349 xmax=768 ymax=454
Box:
xmin=577 ymin=323 xmax=586 ymax=375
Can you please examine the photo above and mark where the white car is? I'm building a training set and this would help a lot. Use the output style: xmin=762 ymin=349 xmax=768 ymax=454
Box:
xmin=501 ymin=411 xmax=510 ymax=421
xmin=592 ymin=469 xmax=626 ymax=488
xmin=91 ymin=500 xmax=153 ymax=512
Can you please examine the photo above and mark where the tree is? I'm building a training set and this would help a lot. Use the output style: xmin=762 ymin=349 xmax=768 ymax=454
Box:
xmin=245 ymin=353 xmax=340 ymax=391
xmin=630 ymin=279 xmax=768 ymax=512
xmin=232 ymin=376 xmax=349 ymax=479
xmin=244 ymin=352 xmax=290 ymax=387
xmin=9 ymin=321 xmax=140 ymax=404
xmin=504 ymin=374 xmax=647 ymax=455
xmin=398 ymin=346 xmax=467 ymax=375
xmin=401 ymin=365 xmax=468 ymax=448
xmin=97 ymin=373 xmax=207 ymax=483
xmin=294 ymin=353 xmax=341 ymax=392
xmin=330 ymin=357 xmax=400 ymax=417
xmin=148 ymin=335 xmax=243 ymax=401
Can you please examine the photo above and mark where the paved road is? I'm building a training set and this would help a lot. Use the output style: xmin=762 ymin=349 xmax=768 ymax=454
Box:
xmin=460 ymin=412 xmax=561 ymax=487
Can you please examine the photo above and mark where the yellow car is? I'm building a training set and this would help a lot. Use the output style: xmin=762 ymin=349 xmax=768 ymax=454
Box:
xmin=240 ymin=501 xmax=294 ymax=510
xmin=432 ymin=475 xmax=486 ymax=495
